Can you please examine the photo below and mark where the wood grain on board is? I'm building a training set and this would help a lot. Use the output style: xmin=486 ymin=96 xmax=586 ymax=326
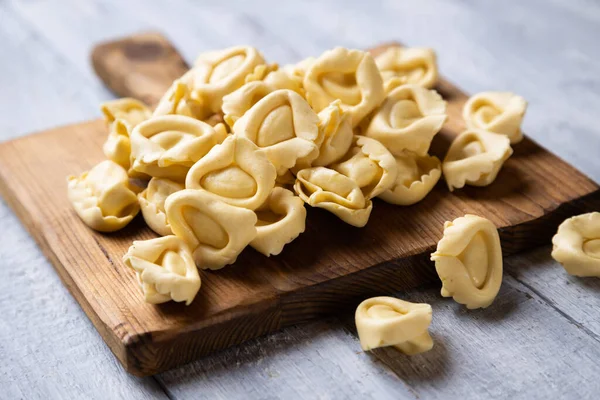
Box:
xmin=0 ymin=32 xmax=599 ymax=376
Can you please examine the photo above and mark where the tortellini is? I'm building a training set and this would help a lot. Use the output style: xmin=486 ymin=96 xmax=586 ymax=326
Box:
xmin=138 ymin=178 xmax=184 ymax=236
xmin=364 ymin=84 xmax=447 ymax=156
xmin=442 ymin=129 xmax=513 ymax=191
xmin=222 ymin=81 xmax=273 ymax=128
xmin=186 ymin=135 xmax=277 ymax=210
xmin=186 ymin=46 xmax=266 ymax=113
xmin=153 ymin=79 xmax=206 ymax=119
xmin=103 ymin=119 xmax=132 ymax=169
xmin=463 ymin=91 xmax=527 ymax=144
xmin=331 ymin=136 xmax=398 ymax=200
xmin=130 ymin=115 xmax=227 ymax=181
xmin=294 ymin=167 xmax=372 ymax=227
xmin=123 ymin=235 xmax=200 ymax=305
xmin=431 ymin=214 xmax=503 ymax=309
xmin=375 ymin=47 xmax=438 ymax=90
xmin=304 ymin=47 xmax=385 ymax=127
xmin=311 ymin=100 xmax=353 ymax=167
xmin=378 ymin=151 xmax=441 ymax=206
xmin=67 ymin=160 xmax=140 ymax=232
xmin=233 ymin=89 xmax=320 ymax=175
xmin=100 ymin=97 xmax=151 ymax=127
xmin=355 ymin=297 xmax=434 ymax=355
xmin=551 ymin=212 xmax=600 ymax=277
xmin=165 ymin=189 xmax=257 ymax=270
xmin=251 ymin=187 xmax=307 ymax=257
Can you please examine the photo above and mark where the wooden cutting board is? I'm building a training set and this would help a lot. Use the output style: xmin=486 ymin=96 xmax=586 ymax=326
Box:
xmin=1 ymin=32 xmax=599 ymax=377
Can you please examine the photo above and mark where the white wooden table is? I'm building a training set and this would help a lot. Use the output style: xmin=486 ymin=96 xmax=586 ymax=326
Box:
xmin=1 ymin=0 xmax=600 ymax=398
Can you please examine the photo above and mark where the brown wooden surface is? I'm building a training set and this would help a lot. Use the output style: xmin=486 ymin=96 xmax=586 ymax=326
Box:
xmin=1 ymin=33 xmax=599 ymax=376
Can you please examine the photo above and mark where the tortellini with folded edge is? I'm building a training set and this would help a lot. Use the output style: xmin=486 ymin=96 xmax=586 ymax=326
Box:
xmin=186 ymin=135 xmax=277 ymax=210
xmin=304 ymin=47 xmax=385 ymax=127
xmin=222 ymin=81 xmax=273 ymax=128
xmin=431 ymin=214 xmax=503 ymax=309
xmin=294 ymin=167 xmax=372 ymax=227
xmin=130 ymin=115 xmax=227 ymax=181
xmin=355 ymin=296 xmax=434 ymax=355
xmin=365 ymin=84 xmax=447 ymax=156
xmin=251 ymin=187 xmax=307 ymax=257
xmin=233 ymin=89 xmax=320 ymax=175
xmin=138 ymin=178 xmax=184 ymax=236
xmin=331 ymin=136 xmax=398 ymax=200
xmin=442 ymin=129 xmax=513 ymax=191
xmin=67 ymin=160 xmax=140 ymax=232
xmin=153 ymin=79 xmax=207 ymax=120
xmin=378 ymin=151 xmax=441 ymax=206
xmin=463 ymin=91 xmax=527 ymax=144
xmin=165 ymin=189 xmax=257 ymax=270
xmin=101 ymin=98 xmax=151 ymax=128
xmin=375 ymin=47 xmax=438 ymax=90
xmin=551 ymin=212 xmax=600 ymax=277
xmin=311 ymin=100 xmax=353 ymax=167
xmin=122 ymin=235 xmax=200 ymax=305
xmin=103 ymin=119 xmax=132 ymax=169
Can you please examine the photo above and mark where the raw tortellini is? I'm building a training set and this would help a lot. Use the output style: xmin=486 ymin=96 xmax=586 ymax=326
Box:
xmin=364 ymin=84 xmax=447 ymax=156
xmin=123 ymin=235 xmax=200 ymax=305
xmin=153 ymin=79 xmax=206 ymax=119
xmin=67 ymin=160 xmax=139 ymax=232
xmin=551 ymin=212 xmax=600 ymax=277
xmin=355 ymin=296 xmax=434 ymax=355
xmin=442 ymin=129 xmax=513 ymax=191
xmin=138 ymin=178 xmax=184 ymax=236
xmin=375 ymin=46 xmax=438 ymax=90
xmin=101 ymin=98 xmax=151 ymax=127
xmin=222 ymin=81 xmax=274 ymax=128
xmin=463 ymin=91 xmax=527 ymax=144
xmin=311 ymin=100 xmax=353 ymax=167
xmin=103 ymin=119 xmax=132 ymax=169
xmin=304 ymin=47 xmax=385 ymax=127
xmin=431 ymin=214 xmax=503 ymax=309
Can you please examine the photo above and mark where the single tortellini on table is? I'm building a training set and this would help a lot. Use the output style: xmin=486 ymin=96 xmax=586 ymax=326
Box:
xmin=311 ymin=100 xmax=353 ymax=167
xmin=103 ymin=119 xmax=132 ymax=170
xmin=101 ymin=98 xmax=151 ymax=128
xmin=130 ymin=115 xmax=227 ymax=181
xmin=331 ymin=136 xmax=398 ymax=200
xmin=233 ymin=89 xmax=320 ymax=175
xmin=364 ymin=84 xmax=447 ymax=156
xmin=463 ymin=91 xmax=527 ymax=144
xmin=378 ymin=151 xmax=441 ymax=206
xmin=153 ymin=79 xmax=207 ymax=120
xmin=431 ymin=214 xmax=503 ymax=309
xmin=67 ymin=160 xmax=140 ymax=232
xmin=123 ymin=235 xmax=200 ymax=305
xmin=304 ymin=47 xmax=385 ymax=127
xmin=355 ymin=297 xmax=433 ymax=355
xmin=186 ymin=135 xmax=277 ymax=210
xmin=551 ymin=212 xmax=600 ymax=277
xmin=251 ymin=187 xmax=307 ymax=257
xmin=442 ymin=129 xmax=513 ymax=192
xmin=185 ymin=46 xmax=266 ymax=113
xmin=165 ymin=189 xmax=257 ymax=270
xmin=294 ymin=167 xmax=372 ymax=227
xmin=375 ymin=47 xmax=438 ymax=90
xmin=138 ymin=178 xmax=184 ymax=236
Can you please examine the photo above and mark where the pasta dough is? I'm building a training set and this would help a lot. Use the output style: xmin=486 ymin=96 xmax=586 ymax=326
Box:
xmin=165 ymin=189 xmax=257 ymax=270
xmin=355 ymin=296 xmax=433 ymax=355
xmin=103 ymin=119 xmax=132 ymax=169
xmin=551 ymin=212 xmax=600 ymax=277
xmin=304 ymin=47 xmax=385 ymax=127
xmin=101 ymin=98 xmax=151 ymax=127
xmin=233 ymin=89 xmax=320 ymax=175
xmin=364 ymin=84 xmax=447 ymax=156
xmin=431 ymin=214 xmax=503 ymax=309
xmin=442 ymin=129 xmax=513 ymax=191
xmin=138 ymin=178 xmax=184 ymax=236
xmin=375 ymin=47 xmax=438 ymax=90
xmin=331 ymin=136 xmax=398 ymax=200
xmin=294 ymin=167 xmax=372 ymax=227
xmin=250 ymin=187 xmax=307 ymax=256
xmin=463 ymin=91 xmax=527 ymax=144
xmin=222 ymin=81 xmax=274 ymax=128
xmin=130 ymin=115 xmax=227 ymax=181
xmin=67 ymin=160 xmax=139 ymax=232
xmin=186 ymin=135 xmax=277 ymax=210
xmin=153 ymin=79 xmax=207 ymax=119
xmin=311 ymin=100 xmax=353 ymax=167
xmin=123 ymin=235 xmax=200 ymax=305
xmin=378 ymin=151 xmax=441 ymax=206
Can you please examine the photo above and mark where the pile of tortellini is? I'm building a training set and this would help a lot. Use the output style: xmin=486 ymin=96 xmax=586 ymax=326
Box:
xmin=67 ymin=44 xmax=528 ymax=306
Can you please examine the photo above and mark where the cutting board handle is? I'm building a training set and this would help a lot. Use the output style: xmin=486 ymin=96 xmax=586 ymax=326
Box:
xmin=91 ymin=32 xmax=189 ymax=106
